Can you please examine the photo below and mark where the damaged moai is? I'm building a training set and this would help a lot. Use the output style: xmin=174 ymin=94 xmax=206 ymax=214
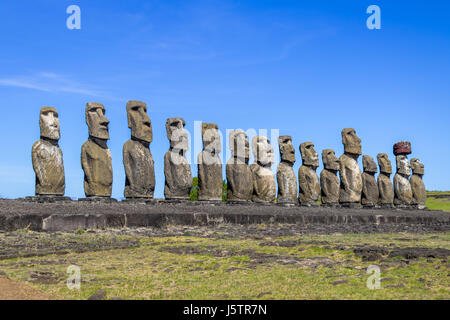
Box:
xmin=361 ymin=155 xmax=379 ymax=207
xmin=339 ymin=128 xmax=363 ymax=207
xmin=250 ymin=136 xmax=276 ymax=203
xmin=393 ymin=141 xmax=413 ymax=207
xmin=31 ymin=107 xmax=66 ymax=197
xmin=164 ymin=117 xmax=193 ymax=200
xmin=377 ymin=153 xmax=394 ymax=207
xmin=320 ymin=149 xmax=340 ymax=206
xmin=123 ymin=101 xmax=155 ymax=199
xmin=298 ymin=142 xmax=320 ymax=206
xmin=276 ymin=135 xmax=298 ymax=205
xmin=198 ymin=123 xmax=223 ymax=201
xmin=81 ymin=103 xmax=113 ymax=198
xmin=410 ymin=158 xmax=426 ymax=209
xmin=226 ymin=130 xmax=253 ymax=202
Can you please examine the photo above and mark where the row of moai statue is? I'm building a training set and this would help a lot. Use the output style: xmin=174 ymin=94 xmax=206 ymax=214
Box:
xmin=31 ymin=102 xmax=426 ymax=208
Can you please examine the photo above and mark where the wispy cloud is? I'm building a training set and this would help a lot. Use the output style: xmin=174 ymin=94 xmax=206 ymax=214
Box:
xmin=0 ymin=72 xmax=118 ymax=100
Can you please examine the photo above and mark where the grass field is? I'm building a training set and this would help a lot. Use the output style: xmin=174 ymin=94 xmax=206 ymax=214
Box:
xmin=0 ymin=231 xmax=448 ymax=300
xmin=426 ymin=191 xmax=450 ymax=212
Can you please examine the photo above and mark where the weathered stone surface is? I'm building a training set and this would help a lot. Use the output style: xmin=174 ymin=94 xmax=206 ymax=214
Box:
xmin=298 ymin=142 xmax=320 ymax=206
xmin=410 ymin=158 xmax=426 ymax=208
xmin=339 ymin=128 xmax=362 ymax=204
xmin=320 ymin=149 xmax=340 ymax=205
xmin=81 ymin=103 xmax=112 ymax=197
xmin=32 ymin=107 xmax=65 ymax=196
xmin=276 ymin=136 xmax=297 ymax=204
xmin=226 ymin=130 xmax=253 ymax=202
xmin=361 ymin=155 xmax=379 ymax=207
xmin=250 ymin=136 xmax=276 ymax=203
xmin=394 ymin=155 xmax=413 ymax=206
xmin=164 ymin=118 xmax=192 ymax=200
xmin=377 ymin=153 xmax=394 ymax=206
xmin=123 ymin=101 xmax=155 ymax=199
xmin=198 ymin=123 xmax=223 ymax=201
xmin=393 ymin=141 xmax=411 ymax=156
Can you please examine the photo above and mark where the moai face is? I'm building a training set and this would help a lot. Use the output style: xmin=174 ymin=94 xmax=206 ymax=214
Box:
xmin=377 ymin=153 xmax=392 ymax=174
xmin=342 ymin=128 xmax=362 ymax=155
xmin=278 ymin=135 xmax=295 ymax=164
xmin=252 ymin=136 xmax=274 ymax=166
xmin=300 ymin=142 xmax=319 ymax=168
xmin=166 ymin=117 xmax=189 ymax=152
xmin=322 ymin=149 xmax=339 ymax=171
xmin=127 ymin=100 xmax=152 ymax=143
xmin=39 ymin=107 xmax=60 ymax=141
xmin=396 ymin=155 xmax=411 ymax=176
xmin=410 ymin=158 xmax=424 ymax=175
xmin=230 ymin=130 xmax=249 ymax=162
xmin=363 ymin=155 xmax=377 ymax=173
xmin=86 ymin=103 xmax=109 ymax=140
xmin=202 ymin=123 xmax=221 ymax=154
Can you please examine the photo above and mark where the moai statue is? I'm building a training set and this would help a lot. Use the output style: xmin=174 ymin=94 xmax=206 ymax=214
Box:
xmin=250 ymin=136 xmax=276 ymax=203
xmin=81 ymin=103 xmax=113 ymax=199
xmin=410 ymin=158 xmax=426 ymax=209
xmin=198 ymin=123 xmax=223 ymax=201
xmin=276 ymin=136 xmax=297 ymax=205
xmin=361 ymin=155 xmax=379 ymax=207
xmin=320 ymin=149 xmax=340 ymax=206
xmin=226 ymin=130 xmax=253 ymax=202
xmin=164 ymin=117 xmax=193 ymax=200
xmin=123 ymin=101 xmax=155 ymax=200
xmin=298 ymin=142 xmax=320 ymax=206
xmin=339 ymin=128 xmax=363 ymax=207
xmin=377 ymin=153 xmax=394 ymax=208
xmin=31 ymin=107 xmax=66 ymax=199
xmin=393 ymin=141 xmax=413 ymax=207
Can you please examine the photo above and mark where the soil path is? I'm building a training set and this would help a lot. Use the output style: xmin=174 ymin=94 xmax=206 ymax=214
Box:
xmin=0 ymin=276 xmax=56 ymax=300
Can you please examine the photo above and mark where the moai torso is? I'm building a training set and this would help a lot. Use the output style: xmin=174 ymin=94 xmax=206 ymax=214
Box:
xmin=339 ymin=153 xmax=362 ymax=203
xmin=226 ymin=159 xmax=253 ymax=201
xmin=164 ymin=151 xmax=193 ymax=200
xmin=362 ymin=172 xmax=379 ymax=206
xmin=410 ymin=175 xmax=426 ymax=206
xmin=123 ymin=139 xmax=155 ymax=198
xmin=394 ymin=173 xmax=413 ymax=205
xmin=298 ymin=165 xmax=320 ymax=204
xmin=378 ymin=173 xmax=394 ymax=205
xmin=320 ymin=169 xmax=339 ymax=204
xmin=250 ymin=163 xmax=276 ymax=202
xmin=277 ymin=162 xmax=298 ymax=204
xmin=81 ymin=139 xmax=113 ymax=197
xmin=198 ymin=150 xmax=222 ymax=201
xmin=32 ymin=139 xmax=65 ymax=195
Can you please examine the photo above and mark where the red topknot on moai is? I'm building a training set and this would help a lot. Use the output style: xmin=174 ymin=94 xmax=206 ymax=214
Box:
xmin=393 ymin=141 xmax=411 ymax=156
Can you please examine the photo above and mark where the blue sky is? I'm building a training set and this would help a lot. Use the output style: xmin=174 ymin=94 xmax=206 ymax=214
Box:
xmin=0 ymin=0 xmax=449 ymax=199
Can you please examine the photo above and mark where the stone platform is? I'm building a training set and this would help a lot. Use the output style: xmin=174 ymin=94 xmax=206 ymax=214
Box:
xmin=0 ymin=199 xmax=448 ymax=233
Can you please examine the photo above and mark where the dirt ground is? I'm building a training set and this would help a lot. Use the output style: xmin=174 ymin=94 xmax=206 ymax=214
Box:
xmin=0 ymin=275 xmax=55 ymax=300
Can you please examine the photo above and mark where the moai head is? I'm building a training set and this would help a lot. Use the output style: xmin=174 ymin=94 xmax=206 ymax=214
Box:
xmin=363 ymin=155 xmax=377 ymax=174
xmin=166 ymin=117 xmax=188 ymax=152
xmin=377 ymin=153 xmax=392 ymax=174
xmin=322 ymin=149 xmax=339 ymax=171
xmin=39 ymin=107 xmax=60 ymax=141
xmin=252 ymin=136 xmax=274 ymax=166
xmin=278 ymin=135 xmax=295 ymax=164
xmin=229 ymin=130 xmax=249 ymax=162
xmin=410 ymin=158 xmax=424 ymax=175
xmin=202 ymin=123 xmax=221 ymax=154
xmin=126 ymin=100 xmax=152 ymax=143
xmin=300 ymin=142 xmax=319 ymax=168
xmin=396 ymin=155 xmax=411 ymax=176
xmin=341 ymin=128 xmax=362 ymax=155
xmin=86 ymin=102 xmax=109 ymax=140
